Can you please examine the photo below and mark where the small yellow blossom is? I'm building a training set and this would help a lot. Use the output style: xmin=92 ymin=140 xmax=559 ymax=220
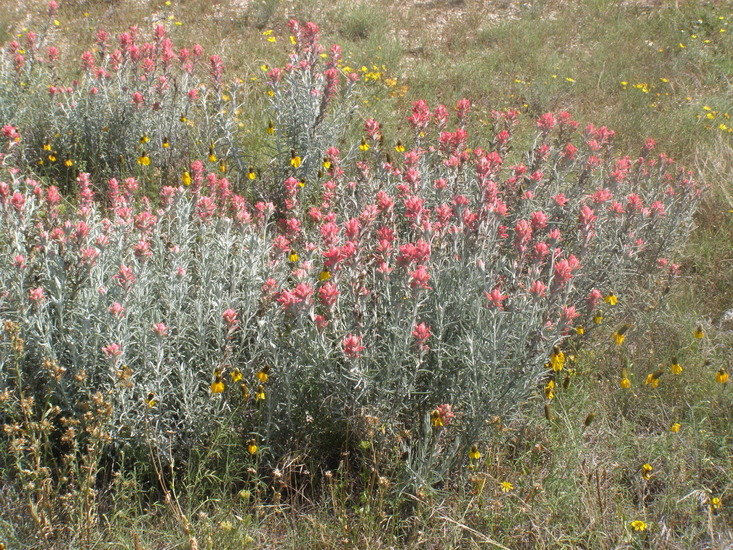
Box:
xmin=641 ymin=463 xmax=653 ymax=480
xmin=319 ymin=270 xmax=331 ymax=281
xmin=500 ymin=481 xmax=514 ymax=493
xmin=575 ymin=326 xmax=585 ymax=335
xmin=604 ymin=293 xmax=618 ymax=306
xmin=544 ymin=379 xmax=555 ymax=399
xmin=630 ymin=520 xmax=647 ymax=531
xmin=550 ymin=347 xmax=565 ymax=372
xmin=694 ymin=325 xmax=705 ymax=339
xmin=240 ymin=383 xmax=249 ymax=400
xmin=645 ymin=370 xmax=662 ymax=388
xmin=670 ymin=422 xmax=681 ymax=433
xmin=138 ymin=153 xmax=150 ymax=166
xmin=468 ymin=445 xmax=481 ymax=460
xmin=145 ymin=392 xmax=157 ymax=408
xmin=711 ymin=497 xmax=722 ymax=510
xmin=395 ymin=140 xmax=405 ymax=153
xmin=620 ymin=377 xmax=631 ymax=389
xmin=671 ymin=358 xmax=682 ymax=375
xmin=290 ymin=154 xmax=302 ymax=168
xmin=255 ymin=385 xmax=266 ymax=401
xmin=267 ymin=121 xmax=275 ymax=134
xmin=359 ymin=138 xmax=370 ymax=151
xmin=230 ymin=368 xmax=242 ymax=382
xmin=162 ymin=136 xmax=170 ymax=148
xmin=717 ymin=368 xmax=729 ymax=385
xmin=593 ymin=313 xmax=603 ymax=324
xmin=613 ymin=324 xmax=629 ymax=345
xmin=289 ymin=250 xmax=299 ymax=263
xmin=247 ymin=439 xmax=258 ymax=454
xmin=182 ymin=171 xmax=192 ymax=186
xmin=247 ymin=167 xmax=256 ymax=180
xmin=430 ymin=409 xmax=444 ymax=428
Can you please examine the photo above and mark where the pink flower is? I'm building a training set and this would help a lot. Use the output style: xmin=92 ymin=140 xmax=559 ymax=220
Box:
xmin=537 ymin=112 xmax=556 ymax=133
xmin=152 ymin=322 xmax=168 ymax=337
xmin=318 ymin=282 xmax=340 ymax=308
xmin=435 ymin=403 xmax=454 ymax=426
xmin=108 ymin=302 xmax=125 ymax=318
xmin=412 ymin=322 xmax=432 ymax=350
xmin=409 ymin=265 xmax=432 ymax=289
xmin=342 ymin=334 xmax=365 ymax=359
xmin=586 ymin=289 xmax=603 ymax=310
xmin=114 ymin=264 xmax=136 ymax=290
xmin=14 ymin=255 xmax=26 ymax=270
xmin=485 ymin=287 xmax=508 ymax=310
xmin=222 ymin=308 xmax=238 ymax=329
xmin=529 ymin=280 xmax=547 ymax=298
xmin=102 ymin=343 xmax=122 ymax=358
xmin=29 ymin=287 xmax=45 ymax=303
xmin=560 ymin=305 xmax=580 ymax=325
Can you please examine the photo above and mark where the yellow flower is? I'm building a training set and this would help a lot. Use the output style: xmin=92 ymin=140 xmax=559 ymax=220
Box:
xmin=43 ymin=141 xmax=51 ymax=151
xmin=257 ymin=365 xmax=270 ymax=383
xmin=208 ymin=152 xmax=217 ymax=163
xmin=267 ymin=121 xmax=275 ymax=134
xmin=140 ymin=134 xmax=149 ymax=144
xmin=593 ymin=313 xmax=603 ymax=324
xmin=641 ymin=463 xmax=653 ymax=480
xmin=230 ymin=368 xmax=242 ymax=382
xmin=182 ymin=171 xmax=192 ymax=186
xmin=138 ymin=153 xmax=150 ymax=166
xmin=694 ymin=325 xmax=704 ymax=339
xmin=290 ymin=154 xmax=302 ymax=168
xmin=645 ymin=370 xmax=662 ymax=388
xmin=359 ymin=138 xmax=370 ymax=151
xmin=289 ymin=250 xmax=299 ymax=263
xmin=64 ymin=155 xmax=73 ymax=167
xmin=711 ymin=497 xmax=722 ymax=510
xmin=468 ymin=445 xmax=481 ymax=460
xmin=500 ymin=481 xmax=514 ymax=493
xmin=48 ymin=153 xmax=57 ymax=162
xmin=430 ymin=409 xmax=444 ymax=428
xmin=323 ymin=158 xmax=332 ymax=169
xmin=395 ymin=140 xmax=405 ymax=153
xmin=575 ymin=326 xmax=585 ymax=335
xmin=630 ymin=520 xmax=647 ymax=531
xmin=613 ymin=324 xmax=629 ymax=345
xmin=620 ymin=377 xmax=631 ymax=389
xmin=550 ymin=347 xmax=565 ymax=372
xmin=211 ymin=369 xmax=225 ymax=394
xmin=671 ymin=358 xmax=682 ymax=375
xmin=247 ymin=167 xmax=256 ymax=180
xmin=717 ymin=368 xmax=729 ymax=385
xmin=319 ymin=270 xmax=331 ymax=281
xmin=670 ymin=422 xmax=681 ymax=433
xmin=544 ymin=379 xmax=555 ymax=399
xmin=255 ymin=385 xmax=266 ymax=401
xmin=604 ymin=293 xmax=618 ymax=306
xmin=247 ymin=439 xmax=258 ymax=454
xmin=145 ymin=392 xmax=157 ymax=408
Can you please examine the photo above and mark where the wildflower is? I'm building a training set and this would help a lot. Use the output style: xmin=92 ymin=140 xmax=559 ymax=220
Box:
xmin=140 ymin=134 xmax=149 ymax=144
xmin=211 ymin=370 xmax=225 ymax=394
xmin=248 ymin=439 xmax=258 ymax=454
xmin=255 ymin=385 xmax=266 ymax=401
xmin=500 ymin=481 xmax=514 ymax=493
xmin=645 ymin=370 xmax=663 ymax=388
xmin=670 ymin=358 xmax=682 ymax=374
xmin=182 ymin=171 xmax=192 ymax=186
xmin=231 ymin=368 xmax=242 ymax=382
xmin=694 ymin=325 xmax=704 ymax=339
xmin=208 ymin=145 xmax=217 ymax=163
xmin=152 ymin=322 xmax=168 ymax=337
xmin=468 ymin=445 xmax=481 ymax=460
xmin=290 ymin=150 xmax=302 ymax=168
xmin=267 ymin=120 xmax=275 ymax=134
xmin=670 ymin=422 xmax=681 ymax=432
xmin=604 ymin=293 xmax=618 ymax=306
xmin=431 ymin=403 xmax=454 ymax=428
xmin=630 ymin=520 xmax=647 ymax=531
xmin=222 ymin=308 xmax=238 ymax=330
xmin=162 ymin=136 xmax=170 ymax=148
xmin=550 ymin=347 xmax=565 ymax=372
xmin=240 ymin=383 xmax=249 ymax=399
xmin=137 ymin=152 xmax=150 ymax=166
xmin=711 ymin=497 xmax=722 ymax=510
xmin=359 ymin=138 xmax=370 ymax=151
xmin=247 ymin=167 xmax=256 ymax=180
xmin=593 ymin=313 xmax=603 ymax=324
xmin=257 ymin=365 xmax=270 ymax=383
xmin=343 ymin=334 xmax=366 ymax=359
xmin=544 ymin=379 xmax=555 ymax=399
xmin=395 ymin=140 xmax=405 ymax=152
xmin=145 ymin=392 xmax=157 ymax=408
xmin=289 ymin=250 xmax=299 ymax=262
xmin=64 ymin=155 xmax=73 ymax=167
xmin=575 ymin=326 xmax=585 ymax=335
xmin=641 ymin=463 xmax=653 ymax=480
xmin=613 ymin=324 xmax=629 ymax=345
xmin=717 ymin=367 xmax=729 ymax=385
xmin=319 ymin=270 xmax=331 ymax=281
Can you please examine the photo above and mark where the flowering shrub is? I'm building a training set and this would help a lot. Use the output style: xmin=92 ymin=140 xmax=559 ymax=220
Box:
xmin=0 ymin=16 xmax=704 ymax=496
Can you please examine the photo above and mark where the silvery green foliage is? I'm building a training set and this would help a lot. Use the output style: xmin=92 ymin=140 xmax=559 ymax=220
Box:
xmin=0 ymin=100 xmax=702 ymax=490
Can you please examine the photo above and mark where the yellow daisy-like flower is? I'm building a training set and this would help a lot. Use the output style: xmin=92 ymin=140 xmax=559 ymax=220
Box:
xmin=604 ymin=293 xmax=618 ymax=306
xmin=182 ymin=171 xmax=192 ymax=186
xmin=670 ymin=358 xmax=682 ymax=375
xmin=630 ymin=520 xmax=647 ymax=531
xmin=613 ymin=324 xmax=629 ymax=345
xmin=430 ymin=409 xmax=444 ymax=428
xmin=140 ymin=134 xmax=149 ymax=144
xmin=575 ymin=326 xmax=585 ymax=335
xmin=395 ymin=140 xmax=405 ymax=153
xmin=322 ymin=158 xmax=332 ymax=169
xmin=48 ymin=153 xmax=57 ymax=162
xmin=694 ymin=325 xmax=704 ymax=339
xmin=550 ymin=347 xmax=565 ymax=372
xmin=620 ymin=377 xmax=631 ymax=389
xmin=593 ymin=313 xmax=603 ymax=325
xmin=43 ymin=141 xmax=52 ymax=151
xmin=319 ymin=270 xmax=331 ymax=281
xmin=289 ymin=250 xmax=299 ymax=263
xmin=230 ymin=368 xmax=242 ymax=382
xmin=208 ymin=153 xmax=217 ymax=163
xmin=359 ymin=138 xmax=370 ymax=151
xmin=247 ymin=167 xmax=256 ymax=180
xmin=670 ymin=422 xmax=681 ymax=433
xmin=711 ymin=497 xmax=722 ymax=510
xmin=257 ymin=365 xmax=270 ymax=383
xmin=162 ymin=136 xmax=170 ymax=148
xmin=645 ymin=370 xmax=662 ymax=389
xmin=138 ymin=153 xmax=150 ymax=166
xmin=717 ymin=367 xmax=729 ymax=385
xmin=544 ymin=379 xmax=555 ymax=399
xmin=211 ymin=369 xmax=225 ymax=394
xmin=500 ymin=481 xmax=514 ymax=493
xmin=255 ymin=385 xmax=266 ymax=401
xmin=247 ymin=439 xmax=258 ymax=455
xmin=145 ymin=392 xmax=157 ymax=408
xmin=468 ymin=445 xmax=481 ymax=460
xmin=641 ymin=463 xmax=653 ymax=480
xmin=267 ymin=121 xmax=275 ymax=134
xmin=64 ymin=155 xmax=73 ymax=167
xmin=219 ymin=161 xmax=227 ymax=173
